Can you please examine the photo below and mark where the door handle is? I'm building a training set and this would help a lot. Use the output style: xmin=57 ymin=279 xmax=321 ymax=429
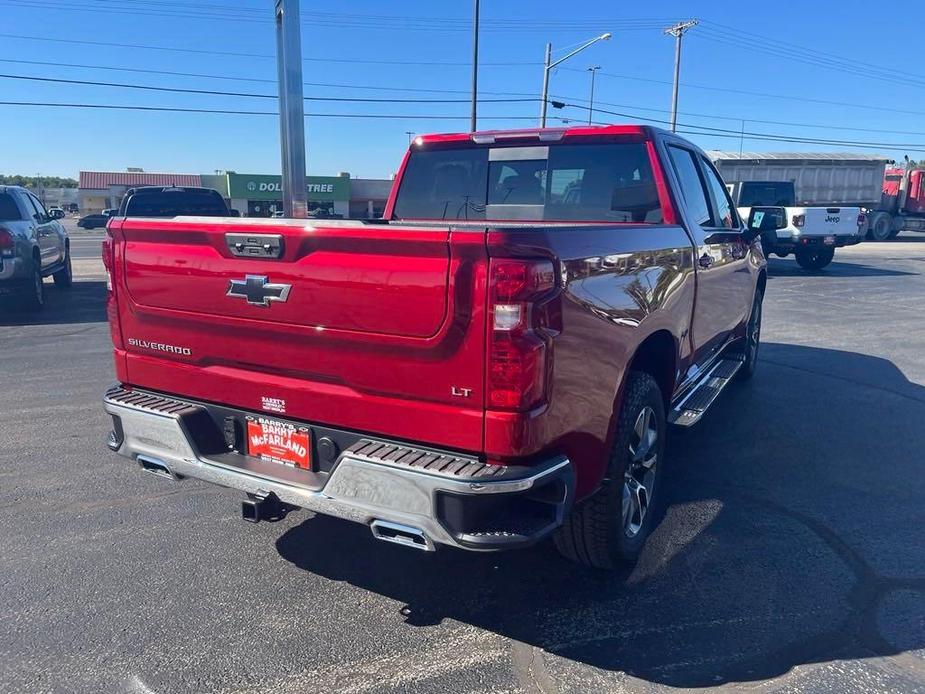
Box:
xmin=698 ymin=253 xmax=714 ymax=269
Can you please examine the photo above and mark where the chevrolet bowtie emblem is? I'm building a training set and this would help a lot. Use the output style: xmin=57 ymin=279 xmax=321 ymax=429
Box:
xmin=227 ymin=275 xmax=292 ymax=307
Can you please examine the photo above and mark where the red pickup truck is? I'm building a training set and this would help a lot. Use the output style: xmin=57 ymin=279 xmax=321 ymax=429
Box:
xmin=102 ymin=125 xmax=766 ymax=569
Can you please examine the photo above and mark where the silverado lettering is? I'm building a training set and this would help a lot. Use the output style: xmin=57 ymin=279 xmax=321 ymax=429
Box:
xmin=103 ymin=125 xmax=767 ymax=570
xmin=126 ymin=338 xmax=192 ymax=356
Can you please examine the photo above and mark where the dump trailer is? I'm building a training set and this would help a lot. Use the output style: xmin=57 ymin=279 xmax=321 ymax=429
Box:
xmin=709 ymin=152 xmax=888 ymax=208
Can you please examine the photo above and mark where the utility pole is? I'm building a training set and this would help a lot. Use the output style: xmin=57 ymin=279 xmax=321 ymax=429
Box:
xmin=587 ymin=66 xmax=600 ymax=125
xmin=470 ymin=0 xmax=480 ymax=132
xmin=664 ymin=19 xmax=698 ymax=133
xmin=275 ymin=0 xmax=307 ymax=218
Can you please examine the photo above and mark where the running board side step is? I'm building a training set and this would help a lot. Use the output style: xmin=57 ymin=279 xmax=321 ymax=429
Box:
xmin=669 ymin=357 xmax=743 ymax=427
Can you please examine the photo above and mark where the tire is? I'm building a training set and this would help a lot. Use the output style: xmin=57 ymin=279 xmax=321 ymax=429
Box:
xmin=53 ymin=247 xmax=73 ymax=287
xmin=21 ymin=258 xmax=45 ymax=313
xmin=554 ymin=371 xmax=666 ymax=570
xmin=738 ymin=287 xmax=763 ymax=381
xmin=795 ymin=247 xmax=834 ymax=270
xmin=888 ymin=227 xmax=901 ymax=239
xmin=868 ymin=213 xmax=893 ymax=241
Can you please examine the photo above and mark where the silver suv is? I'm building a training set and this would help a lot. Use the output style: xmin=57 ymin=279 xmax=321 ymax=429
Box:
xmin=0 ymin=186 xmax=72 ymax=312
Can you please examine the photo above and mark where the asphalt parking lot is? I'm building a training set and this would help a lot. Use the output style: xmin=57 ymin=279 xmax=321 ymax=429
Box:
xmin=1 ymin=237 xmax=923 ymax=694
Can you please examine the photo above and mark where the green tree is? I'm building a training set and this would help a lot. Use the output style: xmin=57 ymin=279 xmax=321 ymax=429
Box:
xmin=0 ymin=175 xmax=78 ymax=188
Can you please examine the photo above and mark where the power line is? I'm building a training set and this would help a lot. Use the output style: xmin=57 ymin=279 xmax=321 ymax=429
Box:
xmin=2 ymin=0 xmax=675 ymax=33
xmin=5 ymin=55 xmax=925 ymax=136
xmin=0 ymin=58 xmax=544 ymax=98
xmin=692 ymin=27 xmax=925 ymax=91
xmin=559 ymin=66 xmax=925 ymax=118
xmin=698 ymin=19 xmax=925 ymax=87
xmin=0 ymin=101 xmax=559 ymax=121
xmin=558 ymin=102 xmax=925 ymax=152
xmin=0 ymin=72 xmax=539 ymax=104
xmin=0 ymin=33 xmax=538 ymax=66
xmin=553 ymin=93 xmax=925 ymax=137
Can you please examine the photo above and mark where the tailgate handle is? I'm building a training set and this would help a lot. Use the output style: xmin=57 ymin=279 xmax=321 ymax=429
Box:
xmin=826 ymin=208 xmax=841 ymax=214
xmin=226 ymin=233 xmax=284 ymax=259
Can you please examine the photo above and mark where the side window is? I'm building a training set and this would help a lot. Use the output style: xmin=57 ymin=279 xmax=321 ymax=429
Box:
xmin=20 ymin=192 xmax=41 ymax=221
xmin=667 ymin=146 xmax=711 ymax=226
xmin=700 ymin=158 xmax=737 ymax=229
xmin=28 ymin=194 xmax=48 ymax=219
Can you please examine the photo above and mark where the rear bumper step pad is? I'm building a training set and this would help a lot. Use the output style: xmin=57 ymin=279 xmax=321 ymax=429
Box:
xmin=103 ymin=384 xmax=574 ymax=551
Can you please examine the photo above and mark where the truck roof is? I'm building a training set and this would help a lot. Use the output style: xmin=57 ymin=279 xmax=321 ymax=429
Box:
xmin=709 ymin=151 xmax=891 ymax=163
xmin=415 ymin=124 xmax=661 ymax=146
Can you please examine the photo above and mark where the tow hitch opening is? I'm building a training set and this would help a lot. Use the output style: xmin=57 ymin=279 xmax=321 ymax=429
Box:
xmin=241 ymin=492 xmax=297 ymax=523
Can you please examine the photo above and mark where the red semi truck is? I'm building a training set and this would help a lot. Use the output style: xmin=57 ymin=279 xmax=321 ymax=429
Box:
xmin=101 ymin=125 xmax=766 ymax=569
xmin=868 ymin=166 xmax=925 ymax=240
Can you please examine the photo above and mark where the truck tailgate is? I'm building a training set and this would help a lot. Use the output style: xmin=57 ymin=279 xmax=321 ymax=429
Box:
xmin=110 ymin=217 xmax=488 ymax=450
xmin=800 ymin=207 xmax=859 ymax=236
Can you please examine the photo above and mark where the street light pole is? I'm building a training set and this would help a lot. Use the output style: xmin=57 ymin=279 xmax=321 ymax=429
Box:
xmin=405 ymin=131 xmax=415 ymax=146
xmin=587 ymin=66 xmax=600 ymax=125
xmin=539 ymin=33 xmax=611 ymax=127
xmin=470 ymin=0 xmax=479 ymax=132
xmin=539 ymin=43 xmax=552 ymax=128
xmin=664 ymin=19 xmax=698 ymax=133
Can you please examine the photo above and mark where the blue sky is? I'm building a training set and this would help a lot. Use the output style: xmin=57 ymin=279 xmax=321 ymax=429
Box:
xmin=1 ymin=0 xmax=923 ymax=179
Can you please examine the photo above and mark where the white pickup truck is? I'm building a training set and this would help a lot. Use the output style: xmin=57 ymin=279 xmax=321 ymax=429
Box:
xmin=728 ymin=181 xmax=866 ymax=270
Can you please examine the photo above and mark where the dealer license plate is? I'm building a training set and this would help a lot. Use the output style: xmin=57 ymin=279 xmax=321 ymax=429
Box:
xmin=824 ymin=235 xmax=836 ymax=245
xmin=246 ymin=416 xmax=311 ymax=470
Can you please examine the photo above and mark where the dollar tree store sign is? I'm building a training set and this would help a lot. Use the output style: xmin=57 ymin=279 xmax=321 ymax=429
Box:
xmin=228 ymin=173 xmax=350 ymax=201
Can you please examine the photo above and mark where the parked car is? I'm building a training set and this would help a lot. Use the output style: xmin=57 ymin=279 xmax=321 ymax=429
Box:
xmin=102 ymin=125 xmax=766 ymax=569
xmin=77 ymin=213 xmax=110 ymax=229
xmin=0 ymin=185 xmax=72 ymax=311
xmin=116 ymin=186 xmax=231 ymax=218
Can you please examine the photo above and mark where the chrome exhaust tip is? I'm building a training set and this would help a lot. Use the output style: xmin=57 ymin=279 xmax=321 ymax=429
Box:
xmin=137 ymin=455 xmax=181 ymax=481
xmin=370 ymin=520 xmax=435 ymax=552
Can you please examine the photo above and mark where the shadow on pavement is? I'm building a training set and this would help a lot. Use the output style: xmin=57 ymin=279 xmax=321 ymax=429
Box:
xmin=276 ymin=343 xmax=925 ymax=688
xmin=766 ymin=257 xmax=917 ymax=278
xmin=0 ymin=279 xmax=107 ymax=326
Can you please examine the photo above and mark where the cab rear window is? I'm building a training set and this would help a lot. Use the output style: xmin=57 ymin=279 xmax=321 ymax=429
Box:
xmin=0 ymin=193 xmax=22 ymax=221
xmin=393 ymin=142 xmax=663 ymax=223
xmin=122 ymin=191 xmax=228 ymax=217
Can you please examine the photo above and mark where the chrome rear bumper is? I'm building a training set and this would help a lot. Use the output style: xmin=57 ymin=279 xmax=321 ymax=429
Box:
xmin=103 ymin=385 xmax=574 ymax=551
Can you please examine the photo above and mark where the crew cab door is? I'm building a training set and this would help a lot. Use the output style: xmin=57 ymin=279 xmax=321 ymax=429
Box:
xmin=664 ymin=144 xmax=752 ymax=366
xmin=23 ymin=192 xmax=61 ymax=268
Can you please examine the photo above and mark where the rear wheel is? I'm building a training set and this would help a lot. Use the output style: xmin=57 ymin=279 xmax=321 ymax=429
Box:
xmin=53 ymin=247 xmax=72 ymax=287
xmin=738 ymin=288 xmax=763 ymax=380
xmin=868 ymin=213 xmax=893 ymax=241
xmin=795 ymin=247 xmax=834 ymax=270
xmin=554 ymin=371 xmax=665 ymax=570
xmin=21 ymin=258 xmax=45 ymax=312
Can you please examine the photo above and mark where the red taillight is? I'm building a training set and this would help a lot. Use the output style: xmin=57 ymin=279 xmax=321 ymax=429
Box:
xmin=101 ymin=230 xmax=114 ymax=291
xmin=857 ymin=213 xmax=867 ymax=227
xmin=487 ymin=258 xmax=556 ymax=411
xmin=102 ymin=230 xmax=123 ymax=349
xmin=792 ymin=214 xmax=806 ymax=228
xmin=0 ymin=226 xmax=13 ymax=254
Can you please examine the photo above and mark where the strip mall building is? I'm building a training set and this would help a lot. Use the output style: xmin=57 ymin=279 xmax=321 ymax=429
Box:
xmin=78 ymin=170 xmax=392 ymax=218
